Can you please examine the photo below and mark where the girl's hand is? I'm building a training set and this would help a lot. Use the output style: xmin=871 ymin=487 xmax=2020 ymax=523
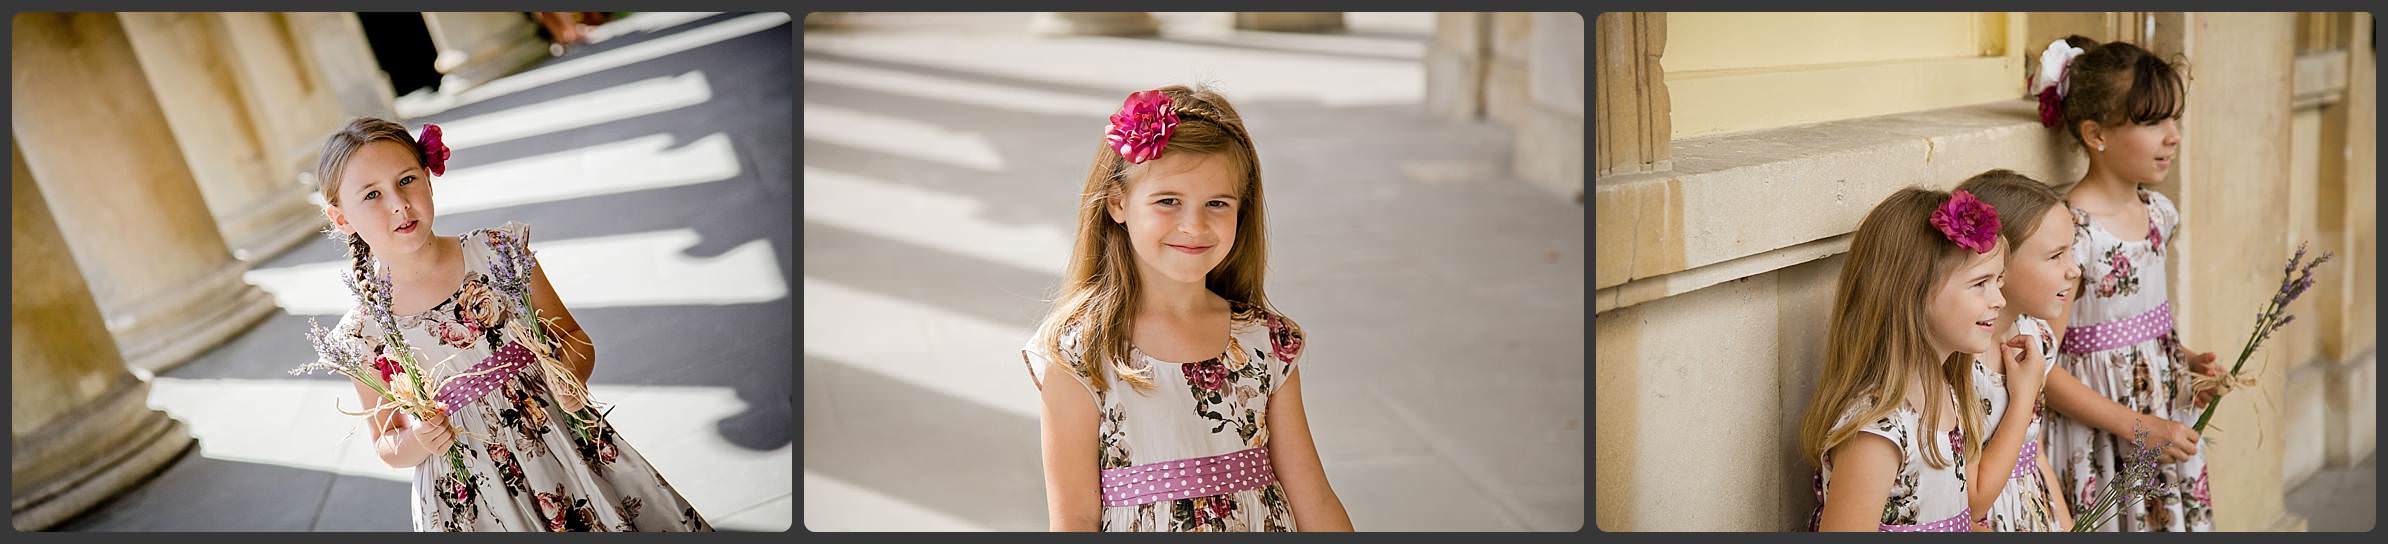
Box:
xmin=2140 ymin=414 xmax=2202 ymax=464
xmin=407 ymin=413 xmax=457 ymax=457
xmin=544 ymin=368 xmax=587 ymax=413
xmin=2001 ymin=334 xmax=2047 ymax=399
xmin=2181 ymin=350 xmax=2222 ymax=407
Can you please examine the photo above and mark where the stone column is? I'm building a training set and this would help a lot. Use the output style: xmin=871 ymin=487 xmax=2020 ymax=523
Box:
xmin=214 ymin=13 xmax=355 ymax=189
xmin=1593 ymin=13 xmax=1669 ymax=177
xmin=421 ymin=12 xmax=551 ymax=94
xmin=2154 ymin=12 xmax=2305 ymax=532
xmin=1426 ymin=13 xmax=1490 ymax=120
xmin=284 ymin=12 xmax=400 ymax=121
xmin=118 ymin=13 xmax=325 ymax=263
xmin=1030 ymin=12 xmax=1160 ymax=36
xmin=1515 ymin=12 xmax=1585 ymax=201
xmin=11 ymin=12 xmax=280 ymax=375
xmin=1232 ymin=12 xmax=1345 ymax=33
xmin=11 ymin=140 xmax=197 ymax=531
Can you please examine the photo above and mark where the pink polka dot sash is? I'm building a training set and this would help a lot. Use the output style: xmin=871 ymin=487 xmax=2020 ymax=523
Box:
xmin=1880 ymin=508 xmax=1974 ymax=532
xmin=2010 ymin=435 xmax=2041 ymax=480
xmin=2060 ymin=301 xmax=2172 ymax=354
xmin=433 ymin=341 xmax=537 ymax=413
xmin=1099 ymin=447 xmax=1278 ymax=507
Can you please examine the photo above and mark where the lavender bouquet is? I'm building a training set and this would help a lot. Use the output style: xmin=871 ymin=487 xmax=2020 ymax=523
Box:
xmin=483 ymin=228 xmax=612 ymax=442
xmin=293 ymin=268 xmax=502 ymax=486
xmin=2189 ymin=242 xmax=2333 ymax=433
xmin=2068 ymin=424 xmax=2177 ymax=531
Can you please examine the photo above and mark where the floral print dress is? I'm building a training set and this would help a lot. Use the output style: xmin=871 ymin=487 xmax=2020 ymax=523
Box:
xmin=327 ymin=222 xmax=711 ymax=532
xmin=1973 ymin=316 xmax=2063 ymax=531
xmin=2046 ymin=188 xmax=2214 ymax=531
xmin=1809 ymin=394 xmax=1972 ymax=532
xmin=1021 ymin=301 xmax=1304 ymax=532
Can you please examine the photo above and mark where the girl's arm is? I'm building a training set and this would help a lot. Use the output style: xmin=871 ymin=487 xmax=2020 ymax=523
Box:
xmin=2037 ymin=437 xmax=2074 ymax=530
xmin=1266 ymin=370 xmax=1354 ymax=531
xmin=1966 ymin=338 xmax=2043 ymax=518
xmin=1816 ymin=434 xmax=1901 ymax=531
xmin=1036 ymin=357 xmax=1103 ymax=531
xmin=2043 ymin=366 xmax=2202 ymax=462
xmin=357 ymin=378 xmax=449 ymax=468
xmin=527 ymin=254 xmax=596 ymax=415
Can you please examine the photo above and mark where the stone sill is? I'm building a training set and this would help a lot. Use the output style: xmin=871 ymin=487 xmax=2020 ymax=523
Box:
xmin=2295 ymin=49 xmax=2350 ymax=110
xmin=1598 ymin=99 xmax=2086 ymax=314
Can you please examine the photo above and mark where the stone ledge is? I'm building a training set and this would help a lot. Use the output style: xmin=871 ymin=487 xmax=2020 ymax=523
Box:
xmin=2294 ymin=49 xmax=2349 ymax=110
xmin=1597 ymin=99 xmax=2087 ymax=312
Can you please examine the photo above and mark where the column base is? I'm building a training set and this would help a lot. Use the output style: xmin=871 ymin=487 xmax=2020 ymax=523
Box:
xmin=1233 ymin=13 xmax=1345 ymax=33
xmin=1031 ymin=13 xmax=1160 ymax=37
xmin=104 ymin=261 xmax=281 ymax=375
xmin=10 ymin=375 xmax=197 ymax=531
xmin=2325 ymin=349 xmax=2378 ymax=467
xmin=433 ymin=26 xmax=551 ymax=95
xmin=220 ymin=184 xmax=324 ymax=263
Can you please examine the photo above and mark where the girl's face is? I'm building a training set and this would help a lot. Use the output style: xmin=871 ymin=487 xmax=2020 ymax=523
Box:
xmin=326 ymin=140 xmax=437 ymax=255
xmin=2001 ymin=207 xmax=2082 ymax=320
xmin=2091 ymin=116 xmax=2180 ymax=184
xmin=1925 ymin=247 xmax=2007 ymax=356
xmin=1108 ymin=152 xmax=1241 ymax=286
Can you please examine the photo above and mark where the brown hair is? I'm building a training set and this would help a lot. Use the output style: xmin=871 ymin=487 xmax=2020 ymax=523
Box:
xmin=1955 ymin=169 xmax=2065 ymax=249
xmin=1030 ymin=84 xmax=1281 ymax=395
xmin=315 ymin=117 xmax=431 ymax=313
xmin=1799 ymin=188 xmax=1997 ymax=470
xmin=2053 ymin=35 xmax=2189 ymax=146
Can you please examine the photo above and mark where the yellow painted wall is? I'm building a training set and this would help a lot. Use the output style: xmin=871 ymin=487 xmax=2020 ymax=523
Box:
xmin=1664 ymin=12 xmax=2023 ymax=139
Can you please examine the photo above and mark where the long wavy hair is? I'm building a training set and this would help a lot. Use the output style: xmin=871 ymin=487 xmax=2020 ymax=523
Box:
xmin=1799 ymin=188 xmax=1998 ymax=470
xmin=1030 ymin=84 xmax=1286 ymax=395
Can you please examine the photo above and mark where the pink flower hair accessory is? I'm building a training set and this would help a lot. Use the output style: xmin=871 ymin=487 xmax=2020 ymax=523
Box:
xmin=417 ymin=123 xmax=451 ymax=176
xmin=1931 ymin=190 xmax=2001 ymax=253
xmin=1104 ymin=90 xmax=1179 ymax=164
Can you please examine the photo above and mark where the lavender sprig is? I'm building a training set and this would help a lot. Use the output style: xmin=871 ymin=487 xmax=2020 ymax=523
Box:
xmin=2070 ymin=423 xmax=2176 ymax=531
xmin=2191 ymin=242 xmax=2333 ymax=433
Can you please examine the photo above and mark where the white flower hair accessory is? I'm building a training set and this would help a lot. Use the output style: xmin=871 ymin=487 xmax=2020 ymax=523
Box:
xmin=2034 ymin=39 xmax=2087 ymax=127
xmin=2033 ymin=39 xmax=2086 ymax=96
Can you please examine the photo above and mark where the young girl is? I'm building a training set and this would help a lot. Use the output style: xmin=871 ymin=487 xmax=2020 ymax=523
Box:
xmin=1024 ymin=85 xmax=1353 ymax=532
xmin=1803 ymin=187 xmax=2034 ymax=532
xmin=306 ymin=118 xmax=709 ymax=531
xmin=2035 ymin=36 xmax=2219 ymax=532
xmin=1954 ymin=170 xmax=2081 ymax=531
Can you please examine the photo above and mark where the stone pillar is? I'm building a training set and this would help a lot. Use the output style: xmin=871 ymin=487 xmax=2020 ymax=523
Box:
xmin=11 ymin=12 xmax=280 ymax=375
xmin=1232 ymin=12 xmax=1344 ymax=33
xmin=1515 ymin=12 xmax=1585 ymax=202
xmin=2154 ymin=12 xmax=2305 ymax=532
xmin=2320 ymin=11 xmax=2377 ymax=471
xmin=1484 ymin=13 xmax=1536 ymax=130
xmin=421 ymin=12 xmax=551 ymax=94
xmin=214 ymin=13 xmax=355 ymax=189
xmin=118 ymin=13 xmax=325 ymax=263
xmin=1593 ymin=13 xmax=1669 ymax=177
xmin=1426 ymin=13 xmax=1489 ymax=120
xmin=1030 ymin=12 xmax=1159 ymax=36
xmin=284 ymin=12 xmax=400 ymax=121
xmin=11 ymin=140 xmax=197 ymax=531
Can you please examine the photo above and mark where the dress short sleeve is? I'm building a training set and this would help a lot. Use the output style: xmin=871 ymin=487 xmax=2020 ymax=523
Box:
xmin=1023 ymin=325 xmax=1101 ymax=399
xmin=2016 ymin=316 xmax=2057 ymax=380
xmin=2144 ymin=188 xmax=2181 ymax=245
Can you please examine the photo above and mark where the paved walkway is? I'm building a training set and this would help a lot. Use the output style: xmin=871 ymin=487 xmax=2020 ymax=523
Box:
xmin=801 ymin=13 xmax=1585 ymax=531
xmin=58 ymin=12 xmax=793 ymax=531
